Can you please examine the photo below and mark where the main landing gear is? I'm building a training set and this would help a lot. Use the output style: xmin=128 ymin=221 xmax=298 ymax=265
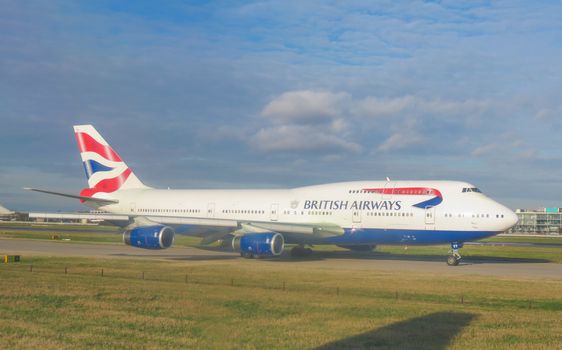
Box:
xmin=447 ymin=242 xmax=463 ymax=266
xmin=290 ymin=245 xmax=312 ymax=257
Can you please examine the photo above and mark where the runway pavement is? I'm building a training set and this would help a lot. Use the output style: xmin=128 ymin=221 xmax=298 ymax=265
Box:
xmin=1 ymin=237 xmax=562 ymax=280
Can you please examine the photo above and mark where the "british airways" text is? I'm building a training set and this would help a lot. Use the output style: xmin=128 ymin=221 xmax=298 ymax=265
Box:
xmin=303 ymin=200 xmax=402 ymax=211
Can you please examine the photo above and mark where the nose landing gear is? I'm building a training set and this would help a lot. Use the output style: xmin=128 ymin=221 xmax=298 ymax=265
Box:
xmin=447 ymin=242 xmax=463 ymax=266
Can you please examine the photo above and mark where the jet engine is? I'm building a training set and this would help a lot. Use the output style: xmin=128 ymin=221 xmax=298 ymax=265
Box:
xmin=232 ymin=232 xmax=285 ymax=258
xmin=123 ymin=225 xmax=175 ymax=249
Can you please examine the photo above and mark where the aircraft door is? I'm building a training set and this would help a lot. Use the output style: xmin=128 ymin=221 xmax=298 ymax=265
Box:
xmin=270 ymin=203 xmax=279 ymax=221
xmin=471 ymin=213 xmax=478 ymax=229
xmin=425 ymin=206 xmax=435 ymax=228
xmin=130 ymin=202 xmax=136 ymax=214
xmin=207 ymin=203 xmax=215 ymax=218
xmin=352 ymin=209 xmax=362 ymax=224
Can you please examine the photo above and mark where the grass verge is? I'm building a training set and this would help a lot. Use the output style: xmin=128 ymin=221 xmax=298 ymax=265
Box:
xmin=1 ymin=256 xmax=562 ymax=349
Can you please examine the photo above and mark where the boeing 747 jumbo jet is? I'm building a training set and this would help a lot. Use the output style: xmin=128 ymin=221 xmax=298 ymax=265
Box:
xmin=27 ymin=125 xmax=518 ymax=265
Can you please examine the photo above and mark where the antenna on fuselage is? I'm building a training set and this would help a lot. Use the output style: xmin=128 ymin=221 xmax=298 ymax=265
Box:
xmin=386 ymin=177 xmax=391 ymax=182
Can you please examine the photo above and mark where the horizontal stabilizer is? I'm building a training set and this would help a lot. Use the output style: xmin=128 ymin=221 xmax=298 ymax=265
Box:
xmin=24 ymin=187 xmax=119 ymax=204
xmin=28 ymin=212 xmax=129 ymax=221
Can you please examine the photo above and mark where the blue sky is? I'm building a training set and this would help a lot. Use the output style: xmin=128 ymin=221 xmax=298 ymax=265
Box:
xmin=2 ymin=1 xmax=562 ymax=211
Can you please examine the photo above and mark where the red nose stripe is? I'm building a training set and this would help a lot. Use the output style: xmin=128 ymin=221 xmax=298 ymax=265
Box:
xmin=363 ymin=187 xmax=442 ymax=198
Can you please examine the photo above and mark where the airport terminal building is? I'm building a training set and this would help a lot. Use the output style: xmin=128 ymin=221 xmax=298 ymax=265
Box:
xmin=511 ymin=208 xmax=562 ymax=235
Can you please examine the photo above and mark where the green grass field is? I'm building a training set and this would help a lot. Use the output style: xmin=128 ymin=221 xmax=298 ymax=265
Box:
xmin=2 ymin=223 xmax=562 ymax=348
xmin=1 ymin=256 xmax=562 ymax=349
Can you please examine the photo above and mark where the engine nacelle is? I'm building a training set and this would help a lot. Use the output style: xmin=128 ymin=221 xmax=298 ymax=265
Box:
xmin=123 ymin=225 xmax=175 ymax=250
xmin=232 ymin=232 xmax=285 ymax=257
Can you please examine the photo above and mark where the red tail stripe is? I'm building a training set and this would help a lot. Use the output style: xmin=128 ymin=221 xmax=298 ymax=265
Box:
xmin=75 ymin=132 xmax=122 ymax=162
xmin=79 ymin=168 xmax=132 ymax=201
xmin=364 ymin=187 xmax=442 ymax=197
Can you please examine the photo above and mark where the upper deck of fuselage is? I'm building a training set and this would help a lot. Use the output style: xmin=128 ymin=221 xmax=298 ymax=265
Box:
xmin=104 ymin=180 xmax=484 ymax=204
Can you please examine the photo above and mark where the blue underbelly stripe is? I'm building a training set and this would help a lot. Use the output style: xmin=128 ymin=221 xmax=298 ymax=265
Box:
xmin=323 ymin=228 xmax=498 ymax=245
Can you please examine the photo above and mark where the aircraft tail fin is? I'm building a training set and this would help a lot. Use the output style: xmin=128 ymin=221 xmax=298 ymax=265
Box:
xmin=73 ymin=125 xmax=149 ymax=199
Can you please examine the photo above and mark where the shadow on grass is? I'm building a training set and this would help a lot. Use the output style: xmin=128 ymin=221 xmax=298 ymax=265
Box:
xmin=315 ymin=311 xmax=476 ymax=350
xmin=107 ymin=244 xmax=550 ymax=264
xmin=192 ymin=243 xmax=552 ymax=264
xmin=109 ymin=253 xmax=239 ymax=261
xmin=271 ymin=250 xmax=551 ymax=264
xmin=116 ymin=245 xmax=551 ymax=264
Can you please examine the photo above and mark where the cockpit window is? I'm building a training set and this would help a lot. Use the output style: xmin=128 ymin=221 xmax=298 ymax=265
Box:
xmin=462 ymin=187 xmax=482 ymax=193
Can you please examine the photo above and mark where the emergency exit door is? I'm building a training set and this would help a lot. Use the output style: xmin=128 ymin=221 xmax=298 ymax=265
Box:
xmin=425 ymin=206 xmax=435 ymax=227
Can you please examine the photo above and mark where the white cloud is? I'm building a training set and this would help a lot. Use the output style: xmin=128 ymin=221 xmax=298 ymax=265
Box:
xmin=261 ymin=90 xmax=350 ymax=124
xmin=255 ymin=90 xmax=358 ymax=154
xmin=422 ymin=98 xmax=491 ymax=115
xmin=518 ymin=149 xmax=538 ymax=159
xmin=471 ymin=143 xmax=499 ymax=157
xmin=471 ymin=139 xmax=539 ymax=161
xmin=353 ymin=96 xmax=416 ymax=117
xmin=252 ymin=125 xmax=361 ymax=153
xmin=353 ymin=95 xmax=492 ymax=119
xmin=254 ymin=89 xmax=500 ymax=155
xmin=535 ymin=107 xmax=562 ymax=120
xmin=377 ymin=128 xmax=425 ymax=152
xmin=329 ymin=118 xmax=347 ymax=133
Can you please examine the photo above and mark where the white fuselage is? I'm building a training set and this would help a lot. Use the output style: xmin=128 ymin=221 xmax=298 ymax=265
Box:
xmin=93 ymin=180 xmax=517 ymax=245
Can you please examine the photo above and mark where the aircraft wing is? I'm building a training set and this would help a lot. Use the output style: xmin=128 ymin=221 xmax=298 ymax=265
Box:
xmin=28 ymin=212 xmax=130 ymax=221
xmin=148 ymin=214 xmax=342 ymax=235
xmin=148 ymin=215 xmax=345 ymax=244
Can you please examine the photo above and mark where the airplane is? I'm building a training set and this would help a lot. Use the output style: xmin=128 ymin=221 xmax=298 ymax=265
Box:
xmin=26 ymin=125 xmax=519 ymax=266
xmin=0 ymin=203 xmax=15 ymax=219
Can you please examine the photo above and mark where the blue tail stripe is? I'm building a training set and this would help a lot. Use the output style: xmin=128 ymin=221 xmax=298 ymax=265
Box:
xmin=82 ymin=160 xmax=114 ymax=179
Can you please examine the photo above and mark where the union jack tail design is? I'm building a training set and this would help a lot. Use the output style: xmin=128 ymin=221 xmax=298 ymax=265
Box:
xmin=74 ymin=125 xmax=147 ymax=199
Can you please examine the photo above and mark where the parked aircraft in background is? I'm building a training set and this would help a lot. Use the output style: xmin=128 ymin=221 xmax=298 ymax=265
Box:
xmin=0 ymin=203 xmax=15 ymax=219
xmin=27 ymin=125 xmax=518 ymax=265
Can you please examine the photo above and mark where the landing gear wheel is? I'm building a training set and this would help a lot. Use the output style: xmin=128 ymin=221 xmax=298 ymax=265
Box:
xmin=240 ymin=252 xmax=254 ymax=259
xmin=447 ymin=255 xmax=460 ymax=266
xmin=446 ymin=242 xmax=463 ymax=266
